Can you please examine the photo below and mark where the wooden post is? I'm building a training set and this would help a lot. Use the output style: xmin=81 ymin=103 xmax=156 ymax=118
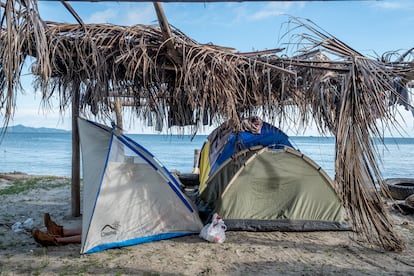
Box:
xmin=192 ymin=149 xmax=201 ymax=173
xmin=71 ymin=80 xmax=81 ymax=217
xmin=114 ymin=98 xmax=123 ymax=133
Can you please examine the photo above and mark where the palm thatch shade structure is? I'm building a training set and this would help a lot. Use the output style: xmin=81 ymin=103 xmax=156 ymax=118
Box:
xmin=1 ymin=0 xmax=414 ymax=251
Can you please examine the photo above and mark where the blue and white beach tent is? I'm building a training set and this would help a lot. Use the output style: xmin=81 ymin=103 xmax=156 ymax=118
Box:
xmin=77 ymin=117 xmax=203 ymax=254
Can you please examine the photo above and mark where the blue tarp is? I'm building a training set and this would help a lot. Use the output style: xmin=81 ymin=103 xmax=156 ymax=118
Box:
xmin=209 ymin=122 xmax=293 ymax=175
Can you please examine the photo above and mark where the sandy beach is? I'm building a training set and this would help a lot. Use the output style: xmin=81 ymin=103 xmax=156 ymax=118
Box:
xmin=1 ymin=172 xmax=413 ymax=275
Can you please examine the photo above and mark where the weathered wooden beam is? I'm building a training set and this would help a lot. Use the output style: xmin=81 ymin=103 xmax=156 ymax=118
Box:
xmin=113 ymin=98 xmax=124 ymax=132
xmin=153 ymin=2 xmax=181 ymax=65
xmin=237 ymin=48 xmax=284 ymax=57
xmin=71 ymin=80 xmax=81 ymax=217
xmin=153 ymin=2 xmax=174 ymax=43
xmin=60 ymin=0 xmax=85 ymax=27
xmin=39 ymin=0 xmax=372 ymax=2
xmin=110 ymin=100 xmax=146 ymax=107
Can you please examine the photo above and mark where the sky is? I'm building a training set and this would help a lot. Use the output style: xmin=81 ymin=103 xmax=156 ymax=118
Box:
xmin=9 ymin=0 xmax=414 ymax=136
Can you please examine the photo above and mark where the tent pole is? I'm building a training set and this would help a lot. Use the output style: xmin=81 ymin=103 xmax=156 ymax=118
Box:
xmin=71 ymin=80 xmax=81 ymax=217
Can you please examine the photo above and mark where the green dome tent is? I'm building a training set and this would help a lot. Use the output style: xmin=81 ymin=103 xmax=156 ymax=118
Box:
xmin=198 ymin=146 xmax=349 ymax=231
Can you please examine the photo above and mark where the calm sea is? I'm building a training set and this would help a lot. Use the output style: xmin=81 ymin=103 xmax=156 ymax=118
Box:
xmin=0 ymin=132 xmax=413 ymax=179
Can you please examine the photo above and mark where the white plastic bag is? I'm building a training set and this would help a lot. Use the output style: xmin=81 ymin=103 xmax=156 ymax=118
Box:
xmin=11 ymin=222 xmax=23 ymax=233
xmin=11 ymin=218 xmax=34 ymax=233
xmin=199 ymin=213 xmax=227 ymax=243
xmin=23 ymin=218 xmax=34 ymax=230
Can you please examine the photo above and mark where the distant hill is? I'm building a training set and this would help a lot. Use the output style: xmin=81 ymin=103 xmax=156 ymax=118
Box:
xmin=1 ymin=124 xmax=70 ymax=133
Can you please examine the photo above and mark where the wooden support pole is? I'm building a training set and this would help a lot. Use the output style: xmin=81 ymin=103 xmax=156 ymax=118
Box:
xmin=60 ymin=0 xmax=85 ymax=28
xmin=114 ymin=98 xmax=123 ymax=133
xmin=71 ymin=80 xmax=81 ymax=217
xmin=153 ymin=2 xmax=174 ymax=44
xmin=192 ymin=149 xmax=201 ymax=173
xmin=153 ymin=2 xmax=181 ymax=64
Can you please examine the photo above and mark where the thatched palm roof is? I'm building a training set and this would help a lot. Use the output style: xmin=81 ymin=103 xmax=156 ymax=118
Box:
xmin=1 ymin=0 xmax=413 ymax=251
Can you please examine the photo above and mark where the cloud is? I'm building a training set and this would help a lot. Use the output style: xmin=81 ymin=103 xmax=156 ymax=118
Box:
xmin=249 ymin=2 xmax=299 ymax=20
xmin=10 ymin=108 xmax=71 ymax=130
xmin=371 ymin=0 xmax=414 ymax=10
xmin=85 ymin=3 xmax=155 ymax=26
xmin=86 ymin=9 xmax=119 ymax=24
xmin=121 ymin=5 xmax=156 ymax=26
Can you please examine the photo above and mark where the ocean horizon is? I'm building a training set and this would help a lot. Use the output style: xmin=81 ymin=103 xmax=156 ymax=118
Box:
xmin=0 ymin=131 xmax=413 ymax=180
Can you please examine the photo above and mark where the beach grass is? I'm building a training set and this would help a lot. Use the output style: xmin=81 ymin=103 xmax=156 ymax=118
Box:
xmin=0 ymin=177 xmax=70 ymax=196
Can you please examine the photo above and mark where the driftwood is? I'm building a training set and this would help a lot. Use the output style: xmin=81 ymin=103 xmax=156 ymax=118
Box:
xmin=1 ymin=0 xmax=414 ymax=251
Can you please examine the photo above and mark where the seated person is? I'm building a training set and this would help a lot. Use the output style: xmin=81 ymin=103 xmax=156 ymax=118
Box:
xmin=32 ymin=213 xmax=81 ymax=246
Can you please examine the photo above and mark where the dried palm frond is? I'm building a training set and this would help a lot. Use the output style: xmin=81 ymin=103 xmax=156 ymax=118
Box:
xmin=277 ymin=18 xmax=409 ymax=251
xmin=1 ymin=12 xmax=295 ymax=130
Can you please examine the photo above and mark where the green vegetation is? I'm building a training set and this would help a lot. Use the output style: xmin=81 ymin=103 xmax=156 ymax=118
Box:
xmin=0 ymin=177 xmax=70 ymax=196
xmin=143 ymin=272 xmax=160 ymax=276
